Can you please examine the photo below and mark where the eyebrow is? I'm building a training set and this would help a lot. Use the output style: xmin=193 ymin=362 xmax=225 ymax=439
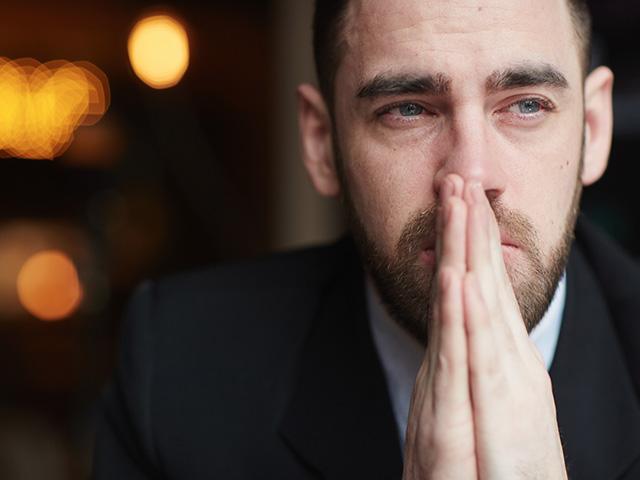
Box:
xmin=485 ymin=64 xmax=569 ymax=93
xmin=356 ymin=73 xmax=451 ymax=99
xmin=355 ymin=64 xmax=569 ymax=101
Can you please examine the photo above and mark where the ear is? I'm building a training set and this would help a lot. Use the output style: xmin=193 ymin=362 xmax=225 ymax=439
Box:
xmin=297 ymin=84 xmax=341 ymax=197
xmin=581 ymin=66 xmax=614 ymax=186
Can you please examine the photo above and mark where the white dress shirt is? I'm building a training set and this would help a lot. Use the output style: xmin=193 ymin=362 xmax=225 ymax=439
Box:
xmin=367 ymin=273 xmax=567 ymax=447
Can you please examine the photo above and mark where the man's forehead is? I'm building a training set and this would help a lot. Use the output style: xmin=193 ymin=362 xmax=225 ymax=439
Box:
xmin=343 ymin=0 xmax=571 ymax=34
xmin=339 ymin=0 xmax=579 ymax=86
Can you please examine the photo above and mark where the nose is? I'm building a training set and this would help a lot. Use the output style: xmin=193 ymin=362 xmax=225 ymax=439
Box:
xmin=432 ymin=107 xmax=507 ymax=203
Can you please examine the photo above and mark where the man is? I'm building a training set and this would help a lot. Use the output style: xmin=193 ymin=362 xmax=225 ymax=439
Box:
xmin=93 ymin=0 xmax=640 ymax=478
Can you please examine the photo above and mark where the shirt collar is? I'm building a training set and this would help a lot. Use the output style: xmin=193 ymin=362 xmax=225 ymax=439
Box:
xmin=367 ymin=273 xmax=567 ymax=446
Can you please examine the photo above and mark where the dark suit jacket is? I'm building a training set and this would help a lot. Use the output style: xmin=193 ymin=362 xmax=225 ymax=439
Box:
xmin=93 ymin=218 xmax=640 ymax=479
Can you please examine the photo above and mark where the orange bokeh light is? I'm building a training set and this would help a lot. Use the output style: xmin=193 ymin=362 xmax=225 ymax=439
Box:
xmin=0 ymin=58 xmax=109 ymax=160
xmin=128 ymin=15 xmax=190 ymax=89
xmin=16 ymin=250 xmax=83 ymax=321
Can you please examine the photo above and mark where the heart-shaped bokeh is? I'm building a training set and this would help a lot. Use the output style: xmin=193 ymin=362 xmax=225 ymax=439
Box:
xmin=0 ymin=58 xmax=109 ymax=160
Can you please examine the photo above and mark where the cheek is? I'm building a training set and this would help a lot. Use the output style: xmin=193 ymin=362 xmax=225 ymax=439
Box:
xmin=502 ymin=123 xmax=583 ymax=256
xmin=341 ymin=129 xmax=438 ymax=255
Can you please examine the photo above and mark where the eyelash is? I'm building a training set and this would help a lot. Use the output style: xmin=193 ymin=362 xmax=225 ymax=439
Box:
xmin=376 ymin=101 xmax=431 ymax=122
xmin=502 ymin=97 xmax=557 ymax=120
xmin=375 ymin=97 xmax=557 ymax=124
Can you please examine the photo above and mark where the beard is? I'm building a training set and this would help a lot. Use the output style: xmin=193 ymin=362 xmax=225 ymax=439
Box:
xmin=340 ymin=163 xmax=582 ymax=345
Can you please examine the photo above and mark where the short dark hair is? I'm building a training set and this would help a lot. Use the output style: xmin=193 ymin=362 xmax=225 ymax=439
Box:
xmin=313 ymin=0 xmax=592 ymax=107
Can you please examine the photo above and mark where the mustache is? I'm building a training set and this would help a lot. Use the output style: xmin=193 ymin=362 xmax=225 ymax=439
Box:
xmin=397 ymin=199 xmax=541 ymax=259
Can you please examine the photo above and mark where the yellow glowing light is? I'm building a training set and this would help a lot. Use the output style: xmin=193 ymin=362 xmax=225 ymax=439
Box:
xmin=0 ymin=58 xmax=109 ymax=160
xmin=16 ymin=250 xmax=83 ymax=321
xmin=128 ymin=15 xmax=190 ymax=89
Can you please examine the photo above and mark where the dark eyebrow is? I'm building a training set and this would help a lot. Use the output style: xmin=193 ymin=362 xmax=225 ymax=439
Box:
xmin=485 ymin=64 xmax=569 ymax=93
xmin=356 ymin=73 xmax=451 ymax=99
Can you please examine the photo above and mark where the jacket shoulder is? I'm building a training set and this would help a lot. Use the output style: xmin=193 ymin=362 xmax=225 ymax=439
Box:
xmin=128 ymin=238 xmax=356 ymax=355
xmin=96 ymin=240 xmax=359 ymax=478
xmin=575 ymin=217 xmax=640 ymax=307
xmin=575 ymin=216 xmax=640 ymax=397
xmin=154 ymin=239 xmax=346 ymax=298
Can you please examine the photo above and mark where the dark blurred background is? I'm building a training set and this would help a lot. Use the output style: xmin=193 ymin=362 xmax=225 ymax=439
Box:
xmin=0 ymin=0 xmax=637 ymax=478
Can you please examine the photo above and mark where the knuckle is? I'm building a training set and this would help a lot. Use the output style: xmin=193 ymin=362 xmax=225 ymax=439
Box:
xmin=435 ymin=351 xmax=450 ymax=374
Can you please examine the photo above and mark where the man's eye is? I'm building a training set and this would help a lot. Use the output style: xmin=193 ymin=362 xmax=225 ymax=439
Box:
xmin=507 ymin=98 xmax=550 ymax=116
xmin=397 ymin=103 xmax=425 ymax=117
xmin=375 ymin=102 xmax=435 ymax=129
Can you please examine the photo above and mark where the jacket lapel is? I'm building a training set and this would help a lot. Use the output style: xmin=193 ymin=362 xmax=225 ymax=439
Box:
xmin=278 ymin=224 xmax=640 ymax=479
xmin=550 ymin=245 xmax=640 ymax=480
xmin=279 ymin=246 xmax=403 ymax=479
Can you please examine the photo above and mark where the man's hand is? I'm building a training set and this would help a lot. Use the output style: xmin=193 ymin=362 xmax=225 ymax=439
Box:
xmin=402 ymin=175 xmax=567 ymax=479
xmin=403 ymin=175 xmax=477 ymax=479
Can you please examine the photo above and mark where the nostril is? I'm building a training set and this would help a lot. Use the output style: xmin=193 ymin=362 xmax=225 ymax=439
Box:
xmin=485 ymin=188 xmax=502 ymax=203
xmin=434 ymin=173 xmax=468 ymax=202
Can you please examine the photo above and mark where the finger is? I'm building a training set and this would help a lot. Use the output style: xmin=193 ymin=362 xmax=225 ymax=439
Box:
xmin=464 ymin=182 xmax=498 ymax=311
xmin=432 ymin=266 xmax=471 ymax=410
xmin=464 ymin=274 xmax=566 ymax=480
xmin=470 ymin=186 xmax=532 ymax=349
xmin=435 ymin=181 xmax=448 ymax=269
xmin=431 ymin=182 xmax=465 ymax=376
xmin=448 ymin=174 xmax=465 ymax=198
xmin=468 ymin=182 xmax=517 ymax=308
xmin=425 ymin=267 xmax=476 ymax=476
xmin=438 ymin=196 xmax=467 ymax=275
xmin=463 ymin=272 xmax=502 ymax=414
xmin=436 ymin=175 xmax=463 ymax=268
xmin=465 ymin=183 xmax=530 ymax=349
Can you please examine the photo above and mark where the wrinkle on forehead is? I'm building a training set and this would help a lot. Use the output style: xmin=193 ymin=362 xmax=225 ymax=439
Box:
xmin=345 ymin=0 xmax=565 ymax=28
xmin=343 ymin=0 xmax=573 ymax=53
xmin=339 ymin=0 xmax=578 ymax=89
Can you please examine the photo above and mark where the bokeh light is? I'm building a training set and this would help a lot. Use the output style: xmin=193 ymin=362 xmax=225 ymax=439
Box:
xmin=128 ymin=14 xmax=190 ymax=89
xmin=16 ymin=250 xmax=83 ymax=322
xmin=0 ymin=221 xmax=93 ymax=318
xmin=0 ymin=58 xmax=109 ymax=160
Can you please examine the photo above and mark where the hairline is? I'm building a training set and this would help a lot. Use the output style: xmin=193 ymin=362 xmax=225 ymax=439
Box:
xmin=316 ymin=0 xmax=591 ymax=109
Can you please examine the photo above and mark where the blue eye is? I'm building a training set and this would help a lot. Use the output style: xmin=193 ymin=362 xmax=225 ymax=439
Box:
xmin=517 ymin=99 xmax=542 ymax=114
xmin=398 ymin=103 xmax=424 ymax=117
xmin=500 ymin=96 xmax=556 ymax=124
xmin=506 ymin=98 xmax=554 ymax=117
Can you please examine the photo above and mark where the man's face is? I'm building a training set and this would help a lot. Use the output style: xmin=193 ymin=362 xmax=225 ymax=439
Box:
xmin=331 ymin=0 xmax=586 ymax=341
